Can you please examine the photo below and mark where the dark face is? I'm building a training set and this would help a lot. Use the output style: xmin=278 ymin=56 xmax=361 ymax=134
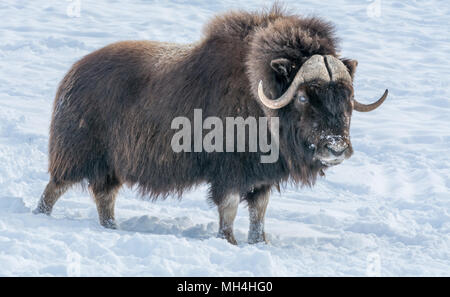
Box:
xmin=293 ymin=80 xmax=354 ymax=167
xmin=257 ymin=54 xmax=387 ymax=182
xmin=264 ymin=56 xmax=356 ymax=172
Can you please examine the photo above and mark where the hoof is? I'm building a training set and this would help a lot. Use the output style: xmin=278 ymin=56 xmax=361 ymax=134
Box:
xmin=218 ymin=230 xmax=237 ymax=245
xmin=227 ymin=236 xmax=238 ymax=245
xmin=248 ymin=238 xmax=270 ymax=245
xmin=101 ymin=219 xmax=118 ymax=230
xmin=248 ymin=232 xmax=269 ymax=245
xmin=33 ymin=204 xmax=51 ymax=215
xmin=32 ymin=208 xmax=42 ymax=215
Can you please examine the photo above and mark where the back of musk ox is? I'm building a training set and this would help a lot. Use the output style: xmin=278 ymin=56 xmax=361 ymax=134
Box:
xmin=34 ymin=6 xmax=388 ymax=245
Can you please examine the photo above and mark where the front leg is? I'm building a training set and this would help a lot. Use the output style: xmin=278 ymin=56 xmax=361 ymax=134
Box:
xmin=217 ymin=193 xmax=240 ymax=245
xmin=246 ymin=185 xmax=270 ymax=244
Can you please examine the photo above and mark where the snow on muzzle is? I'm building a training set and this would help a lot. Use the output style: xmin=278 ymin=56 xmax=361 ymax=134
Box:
xmin=316 ymin=135 xmax=350 ymax=166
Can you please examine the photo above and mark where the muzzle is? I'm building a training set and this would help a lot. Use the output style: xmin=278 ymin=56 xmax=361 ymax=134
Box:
xmin=316 ymin=135 xmax=350 ymax=166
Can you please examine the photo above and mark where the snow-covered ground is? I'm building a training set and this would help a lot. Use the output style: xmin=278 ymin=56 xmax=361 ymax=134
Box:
xmin=0 ymin=0 xmax=449 ymax=276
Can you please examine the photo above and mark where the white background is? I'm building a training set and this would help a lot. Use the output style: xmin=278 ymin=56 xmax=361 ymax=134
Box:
xmin=0 ymin=0 xmax=449 ymax=276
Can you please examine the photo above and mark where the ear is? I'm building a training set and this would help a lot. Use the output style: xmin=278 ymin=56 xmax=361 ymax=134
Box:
xmin=270 ymin=58 xmax=292 ymax=77
xmin=341 ymin=59 xmax=358 ymax=79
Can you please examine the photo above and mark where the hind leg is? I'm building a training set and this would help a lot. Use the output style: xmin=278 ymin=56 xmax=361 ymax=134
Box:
xmin=89 ymin=175 xmax=121 ymax=229
xmin=33 ymin=180 xmax=72 ymax=215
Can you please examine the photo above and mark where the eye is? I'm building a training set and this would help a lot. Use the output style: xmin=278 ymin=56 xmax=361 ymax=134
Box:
xmin=298 ymin=95 xmax=308 ymax=103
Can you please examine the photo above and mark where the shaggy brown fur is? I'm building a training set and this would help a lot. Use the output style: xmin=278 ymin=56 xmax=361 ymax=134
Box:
xmin=35 ymin=5 xmax=359 ymax=244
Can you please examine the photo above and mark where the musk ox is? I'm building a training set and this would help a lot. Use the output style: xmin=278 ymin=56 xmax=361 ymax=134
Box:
xmin=34 ymin=6 xmax=387 ymax=245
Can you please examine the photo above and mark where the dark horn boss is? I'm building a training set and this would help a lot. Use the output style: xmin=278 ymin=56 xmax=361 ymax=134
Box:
xmin=34 ymin=6 xmax=388 ymax=245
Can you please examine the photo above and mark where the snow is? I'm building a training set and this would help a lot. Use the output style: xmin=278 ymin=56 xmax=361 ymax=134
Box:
xmin=0 ymin=0 xmax=449 ymax=276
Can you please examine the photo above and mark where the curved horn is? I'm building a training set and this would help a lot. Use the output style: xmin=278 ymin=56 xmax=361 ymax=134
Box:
xmin=353 ymin=89 xmax=389 ymax=112
xmin=325 ymin=55 xmax=387 ymax=112
xmin=325 ymin=55 xmax=352 ymax=82
xmin=258 ymin=55 xmax=329 ymax=110
xmin=257 ymin=77 xmax=304 ymax=109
